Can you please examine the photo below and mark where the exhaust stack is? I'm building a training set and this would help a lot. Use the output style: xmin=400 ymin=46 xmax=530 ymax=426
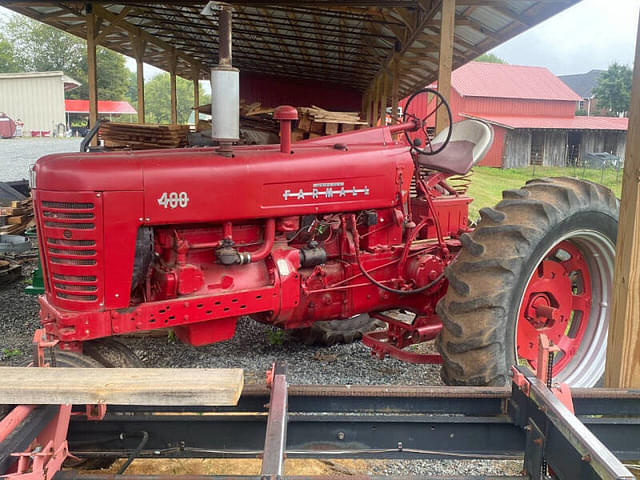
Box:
xmin=210 ymin=4 xmax=238 ymax=156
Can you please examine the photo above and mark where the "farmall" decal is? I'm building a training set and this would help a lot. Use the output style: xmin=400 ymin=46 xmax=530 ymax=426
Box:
xmin=283 ymin=182 xmax=370 ymax=201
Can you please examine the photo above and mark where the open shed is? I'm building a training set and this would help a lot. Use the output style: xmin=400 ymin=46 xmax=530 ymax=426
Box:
xmin=4 ymin=1 xmax=580 ymax=132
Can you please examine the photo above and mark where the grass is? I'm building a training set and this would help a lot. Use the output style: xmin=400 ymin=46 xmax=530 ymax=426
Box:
xmin=466 ymin=166 xmax=623 ymax=220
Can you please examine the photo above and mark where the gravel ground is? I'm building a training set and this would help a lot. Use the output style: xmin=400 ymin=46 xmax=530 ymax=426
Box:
xmin=0 ymin=259 xmax=523 ymax=476
xmin=0 ymin=137 xmax=82 ymax=182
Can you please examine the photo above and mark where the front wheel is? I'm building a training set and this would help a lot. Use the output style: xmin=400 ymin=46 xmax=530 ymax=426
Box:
xmin=437 ymin=177 xmax=618 ymax=387
xmin=294 ymin=314 xmax=384 ymax=346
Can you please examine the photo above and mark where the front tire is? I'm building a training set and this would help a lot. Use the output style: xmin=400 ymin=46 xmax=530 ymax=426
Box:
xmin=294 ymin=314 xmax=384 ymax=346
xmin=437 ymin=177 xmax=618 ymax=387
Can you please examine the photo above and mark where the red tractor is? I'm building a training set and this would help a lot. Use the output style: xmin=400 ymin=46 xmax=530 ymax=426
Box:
xmin=31 ymin=89 xmax=618 ymax=387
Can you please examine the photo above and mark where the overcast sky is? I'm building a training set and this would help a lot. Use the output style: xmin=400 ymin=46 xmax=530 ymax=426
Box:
xmin=490 ymin=0 xmax=640 ymax=75
xmin=1 ymin=0 xmax=639 ymax=78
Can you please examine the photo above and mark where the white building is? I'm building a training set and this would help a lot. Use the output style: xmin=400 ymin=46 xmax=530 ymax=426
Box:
xmin=0 ymin=71 xmax=79 ymax=135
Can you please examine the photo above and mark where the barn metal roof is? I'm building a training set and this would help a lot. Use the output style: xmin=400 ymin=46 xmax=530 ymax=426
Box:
xmin=463 ymin=113 xmax=629 ymax=130
xmin=4 ymin=1 xmax=581 ymax=97
xmin=65 ymin=99 xmax=137 ymax=114
xmin=450 ymin=62 xmax=583 ymax=101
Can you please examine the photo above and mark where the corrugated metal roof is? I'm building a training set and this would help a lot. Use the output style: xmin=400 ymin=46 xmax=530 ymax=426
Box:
xmin=0 ymin=71 xmax=80 ymax=91
xmin=3 ymin=1 xmax=582 ymax=98
xmin=452 ymin=62 xmax=583 ymax=101
xmin=65 ymin=99 xmax=137 ymax=115
xmin=462 ymin=113 xmax=628 ymax=131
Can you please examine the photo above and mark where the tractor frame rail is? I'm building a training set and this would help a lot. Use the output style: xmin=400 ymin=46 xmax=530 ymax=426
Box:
xmin=1 ymin=362 xmax=639 ymax=480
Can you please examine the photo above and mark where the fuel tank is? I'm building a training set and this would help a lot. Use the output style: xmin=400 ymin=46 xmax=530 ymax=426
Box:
xmin=34 ymin=128 xmax=414 ymax=224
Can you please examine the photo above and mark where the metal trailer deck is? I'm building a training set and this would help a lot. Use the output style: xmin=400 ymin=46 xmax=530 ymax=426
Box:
xmin=1 ymin=361 xmax=639 ymax=480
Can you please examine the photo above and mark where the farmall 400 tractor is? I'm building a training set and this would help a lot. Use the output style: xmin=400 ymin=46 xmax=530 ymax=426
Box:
xmin=31 ymin=88 xmax=618 ymax=387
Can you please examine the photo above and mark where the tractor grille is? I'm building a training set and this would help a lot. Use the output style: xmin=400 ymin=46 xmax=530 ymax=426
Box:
xmin=38 ymin=193 xmax=103 ymax=311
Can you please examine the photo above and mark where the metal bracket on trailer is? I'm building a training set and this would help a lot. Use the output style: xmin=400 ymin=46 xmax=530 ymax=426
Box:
xmin=261 ymin=362 xmax=288 ymax=480
xmin=1 ymin=361 xmax=638 ymax=479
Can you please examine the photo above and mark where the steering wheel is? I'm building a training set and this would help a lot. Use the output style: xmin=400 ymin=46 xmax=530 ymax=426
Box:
xmin=402 ymin=88 xmax=453 ymax=155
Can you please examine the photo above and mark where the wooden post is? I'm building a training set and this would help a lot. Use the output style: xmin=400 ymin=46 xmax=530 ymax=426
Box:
xmin=436 ymin=0 xmax=455 ymax=134
xmin=381 ymin=71 xmax=390 ymax=126
xmin=604 ymin=14 xmax=640 ymax=388
xmin=391 ymin=59 xmax=399 ymax=123
xmin=86 ymin=9 xmax=98 ymax=146
xmin=169 ymin=49 xmax=178 ymax=125
xmin=132 ymin=35 xmax=146 ymax=124
xmin=376 ymin=75 xmax=383 ymax=127
xmin=365 ymin=90 xmax=373 ymax=126
xmin=192 ymin=62 xmax=200 ymax=126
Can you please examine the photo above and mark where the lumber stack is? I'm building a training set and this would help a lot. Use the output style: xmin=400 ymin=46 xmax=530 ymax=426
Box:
xmin=101 ymin=122 xmax=190 ymax=150
xmin=0 ymin=198 xmax=34 ymax=236
xmin=294 ymin=106 xmax=367 ymax=141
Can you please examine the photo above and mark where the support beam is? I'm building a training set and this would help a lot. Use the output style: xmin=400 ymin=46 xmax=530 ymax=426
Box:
xmin=132 ymin=35 xmax=146 ymax=124
xmin=605 ymin=13 xmax=640 ymax=389
xmin=169 ymin=48 xmax=178 ymax=124
xmin=193 ymin=62 xmax=200 ymax=127
xmin=391 ymin=59 xmax=400 ymax=123
xmin=436 ymin=0 xmax=455 ymax=134
xmin=86 ymin=8 xmax=98 ymax=147
xmin=380 ymin=70 xmax=389 ymax=126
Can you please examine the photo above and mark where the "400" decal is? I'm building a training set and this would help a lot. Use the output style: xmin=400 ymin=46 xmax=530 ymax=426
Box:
xmin=157 ymin=192 xmax=190 ymax=209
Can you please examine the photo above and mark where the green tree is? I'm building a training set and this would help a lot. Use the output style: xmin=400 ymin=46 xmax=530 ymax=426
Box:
xmin=144 ymin=72 xmax=210 ymax=124
xmin=5 ymin=13 xmax=130 ymax=101
xmin=475 ymin=53 xmax=507 ymax=64
xmin=126 ymin=69 xmax=138 ymax=104
xmin=0 ymin=33 xmax=20 ymax=73
xmin=593 ymin=63 xmax=633 ymax=117
xmin=66 ymin=47 xmax=130 ymax=101
xmin=6 ymin=15 xmax=85 ymax=74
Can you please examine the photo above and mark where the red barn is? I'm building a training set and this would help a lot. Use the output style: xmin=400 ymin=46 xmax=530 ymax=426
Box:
xmin=431 ymin=62 xmax=628 ymax=168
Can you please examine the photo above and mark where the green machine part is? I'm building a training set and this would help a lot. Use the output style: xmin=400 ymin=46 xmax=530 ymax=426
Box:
xmin=24 ymin=227 xmax=44 ymax=296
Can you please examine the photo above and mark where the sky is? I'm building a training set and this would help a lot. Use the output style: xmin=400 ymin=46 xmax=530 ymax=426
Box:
xmin=1 ymin=0 xmax=640 ymax=79
xmin=489 ymin=0 xmax=640 ymax=75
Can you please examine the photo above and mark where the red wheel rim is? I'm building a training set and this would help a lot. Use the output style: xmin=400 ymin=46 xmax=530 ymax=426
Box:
xmin=516 ymin=240 xmax=592 ymax=375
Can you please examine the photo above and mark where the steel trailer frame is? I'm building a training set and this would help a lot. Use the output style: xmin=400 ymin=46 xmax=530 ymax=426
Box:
xmin=1 ymin=361 xmax=639 ymax=480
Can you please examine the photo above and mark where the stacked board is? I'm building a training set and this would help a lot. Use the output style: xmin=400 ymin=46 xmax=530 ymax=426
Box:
xmin=101 ymin=123 xmax=190 ymax=150
xmin=294 ymin=106 xmax=368 ymax=141
xmin=0 ymin=198 xmax=34 ymax=236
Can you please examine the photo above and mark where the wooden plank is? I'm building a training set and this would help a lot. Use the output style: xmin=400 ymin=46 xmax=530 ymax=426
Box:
xmin=291 ymin=129 xmax=306 ymax=143
xmin=0 ymin=367 xmax=244 ymax=406
xmin=604 ymin=14 xmax=640 ymax=389
xmin=436 ymin=0 xmax=455 ymax=135
xmin=8 ymin=215 xmax=26 ymax=225
xmin=297 ymin=114 xmax=312 ymax=132
xmin=325 ymin=122 xmax=339 ymax=135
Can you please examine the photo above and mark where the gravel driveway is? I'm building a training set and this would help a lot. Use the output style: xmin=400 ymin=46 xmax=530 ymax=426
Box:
xmin=0 ymin=137 xmax=82 ymax=182
xmin=0 ymin=265 xmax=521 ymax=476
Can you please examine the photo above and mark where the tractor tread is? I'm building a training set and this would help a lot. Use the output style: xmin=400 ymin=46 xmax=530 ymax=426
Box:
xmin=437 ymin=177 xmax=618 ymax=387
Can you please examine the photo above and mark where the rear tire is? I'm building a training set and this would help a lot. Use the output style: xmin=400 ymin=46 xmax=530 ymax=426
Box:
xmin=294 ymin=314 xmax=384 ymax=346
xmin=437 ymin=177 xmax=618 ymax=387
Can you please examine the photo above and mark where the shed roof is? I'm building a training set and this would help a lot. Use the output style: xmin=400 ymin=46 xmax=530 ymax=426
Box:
xmin=65 ymin=99 xmax=137 ymax=115
xmin=451 ymin=62 xmax=582 ymax=101
xmin=0 ymin=71 xmax=81 ymax=91
xmin=3 ymin=1 xmax=581 ymax=98
xmin=558 ymin=69 xmax=605 ymax=99
xmin=462 ymin=113 xmax=628 ymax=131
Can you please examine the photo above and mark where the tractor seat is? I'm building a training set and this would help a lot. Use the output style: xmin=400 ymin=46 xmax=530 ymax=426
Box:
xmin=417 ymin=119 xmax=494 ymax=175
